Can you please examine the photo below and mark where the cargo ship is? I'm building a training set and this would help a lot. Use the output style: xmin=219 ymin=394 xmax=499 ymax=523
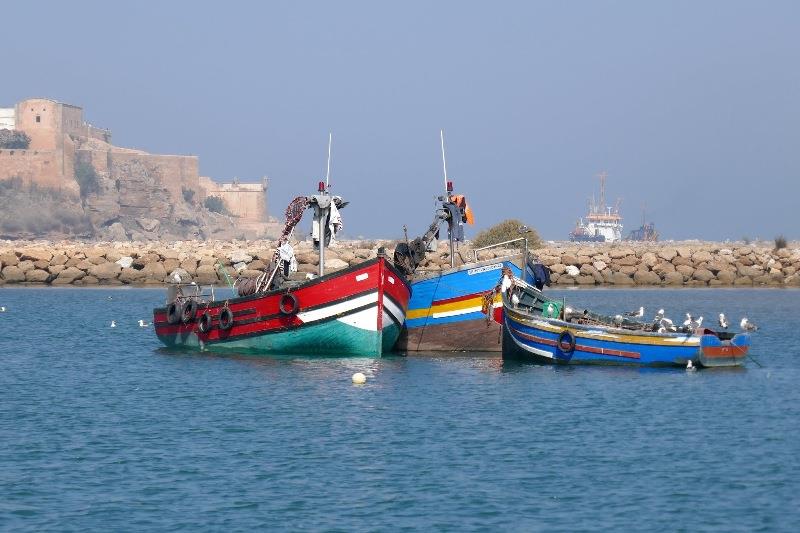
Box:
xmin=569 ymin=172 xmax=623 ymax=243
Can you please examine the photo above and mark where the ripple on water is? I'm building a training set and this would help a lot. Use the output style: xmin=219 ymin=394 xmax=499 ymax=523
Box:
xmin=0 ymin=287 xmax=798 ymax=531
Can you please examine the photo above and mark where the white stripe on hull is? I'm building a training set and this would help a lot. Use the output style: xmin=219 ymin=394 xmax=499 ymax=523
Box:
xmin=338 ymin=305 xmax=379 ymax=331
xmin=383 ymin=297 xmax=405 ymax=326
xmin=297 ymin=293 xmax=377 ymax=324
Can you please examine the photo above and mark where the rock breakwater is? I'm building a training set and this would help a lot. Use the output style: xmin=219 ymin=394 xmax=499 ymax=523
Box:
xmin=0 ymin=240 xmax=798 ymax=287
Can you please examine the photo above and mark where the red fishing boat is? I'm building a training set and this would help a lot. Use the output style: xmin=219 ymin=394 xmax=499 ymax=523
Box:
xmin=153 ymin=182 xmax=411 ymax=356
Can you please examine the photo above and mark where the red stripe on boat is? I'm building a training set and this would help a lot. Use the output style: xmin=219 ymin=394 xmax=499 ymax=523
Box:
xmin=510 ymin=326 xmax=640 ymax=359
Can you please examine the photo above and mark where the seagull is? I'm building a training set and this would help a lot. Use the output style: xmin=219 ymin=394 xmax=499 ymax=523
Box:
xmin=138 ymin=319 xmax=151 ymax=327
xmin=172 ymin=272 xmax=182 ymax=283
xmin=0 ymin=306 xmax=6 ymax=312
xmin=613 ymin=314 xmax=624 ymax=326
xmin=683 ymin=316 xmax=703 ymax=332
xmin=625 ymin=306 xmax=644 ymax=318
xmin=654 ymin=308 xmax=665 ymax=321
xmin=741 ymin=318 xmax=759 ymax=332
xmin=686 ymin=360 xmax=697 ymax=371
xmin=718 ymin=313 xmax=729 ymax=329
xmin=110 ymin=320 xmax=116 ymax=328
xmin=547 ymin=303 xmax=555 ymax=316
xmin=683 ymin=313 xmax=693 ymax=327
xmin=511 ymin=293 xmax=520 ymax=306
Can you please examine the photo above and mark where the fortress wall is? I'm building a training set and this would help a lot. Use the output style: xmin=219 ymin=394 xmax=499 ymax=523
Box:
xmin=0 ymin=149 xmax=61 ymax=188
xmin=107 ymin=152 xmax=199 ymax=202
xmin=199 ymin=178 xmax=268 ymax=222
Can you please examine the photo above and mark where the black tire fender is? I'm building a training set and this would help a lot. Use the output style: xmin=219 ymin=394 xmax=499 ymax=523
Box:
xmin=557 ymin=329 xmax=576 ymax=355
xmin=198 ymin=311 xmax=213 ymax=333
xmin=219 ymin=308 xmax=235 ymax=330
xmin=279 ymin=293 xmax=299 ymax=315
xmin=181 ymin=300 xmax=198 ymax=324
xmin=167 ymin=301 xmax=181 ymax=325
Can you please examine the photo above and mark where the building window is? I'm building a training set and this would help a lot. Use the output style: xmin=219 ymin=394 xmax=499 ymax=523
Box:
xmin=36 ymin=115 xmax=41 ymax=123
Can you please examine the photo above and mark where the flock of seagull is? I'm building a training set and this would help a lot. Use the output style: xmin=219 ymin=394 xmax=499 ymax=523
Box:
xmin=109 ymin=319 xmax=150 ymax=328
xmin=616 ymin=306 xmax=759 ymax=334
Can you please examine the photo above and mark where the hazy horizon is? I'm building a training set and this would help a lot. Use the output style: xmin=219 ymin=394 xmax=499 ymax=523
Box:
xmin=2 ymin=1 xmax=798 ymax=241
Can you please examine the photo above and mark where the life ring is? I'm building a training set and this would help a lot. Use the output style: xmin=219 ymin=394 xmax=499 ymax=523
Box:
xmin=279 ymin=293 xmax=299 ymax=315
xmin=556 ymin=329 xmax=576 ymax=355
xmin=198 ymin=311 xmax=212 ymax=333
xmin=219 ymin=308 xmax=234 ymax=330
xmin=167 ymin=301 xmax=181 ymax=325
xmin=181 ymin=300 xmax=198 ymax=324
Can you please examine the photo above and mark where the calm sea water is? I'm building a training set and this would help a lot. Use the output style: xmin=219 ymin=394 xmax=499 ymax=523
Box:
xmin=1 ymin=286 xmax=798 ymax=531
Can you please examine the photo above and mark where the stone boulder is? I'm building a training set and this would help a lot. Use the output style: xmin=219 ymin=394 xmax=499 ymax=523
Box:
xmin=230 ymin=250 xmax=253 ymax=264
xmin=663 ymin=271 xmax=684 ymax=285
xmin=641 ymin=252 xmax=658 ymax=268
xmin=20 ymin=249 xmax=53 ymax=263
xmin=324 ymin=258 xmax=349 ymax=271
xmin=564 ymin=265 xmax=580 ymax=277
xmin=194 ymin=265 xmax=219 ymax=284
xmin=592 ymin=260 xmax=607 ymax=271
xmin=657 ymin=248 xmax=677 ymax=261
xmin=119 ymin=268 xmax=146 ymax=284
xmin=692 ymin=250 xmax=713 ymax=263
xmin=116 ymin=256 xmax=134 ymax=268
xmin=561 ymin=253 xmax=579 ymax=266
xmin=89 ymin=262 xmax=122 ymax=280
xmin=141 ymin=262 xmax=168 ymax=283
xmin=2 ymin=265 xmax=25 ymax=282
xmin=633 ymin=270 xmax=661 ymax=285
xmin=610 ymin=272 xmax=634 ymax=285
xmin=692 ymin=268 xmax=714 ymax=282
xmin=0 ymin=253 xmax=18 ymax=267
xmin=168 ymin=268 xmax=192 ymax=283
xmin=675 ymin=265 xmax=695 ymax=280
xmin=50 ymin=254 xmax=68 ymax=266
xmin=25 ymin=269 xmax=50 ymax=282
xmin=53 ymin=267 xmax=86 ymax=284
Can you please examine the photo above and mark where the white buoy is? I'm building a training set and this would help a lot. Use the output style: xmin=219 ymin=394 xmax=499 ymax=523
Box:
xmin=0 ymin=306 xmax=6 ymax=312
xmin=352 ymin=372 xmax=367 ymax=384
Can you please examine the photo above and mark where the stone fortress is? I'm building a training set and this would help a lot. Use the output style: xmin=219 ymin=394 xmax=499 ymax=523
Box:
xmin=0 ymin=98 xmax=275 ymax=239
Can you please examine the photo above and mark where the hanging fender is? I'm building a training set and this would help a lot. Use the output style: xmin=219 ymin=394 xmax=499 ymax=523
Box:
xmin=279 ymin=293 xmax=299 ymax=315
xmin=219 ymin=308 xmax=234 ymax=330
xmin=556 ymin=329 xmax=576 ymax=356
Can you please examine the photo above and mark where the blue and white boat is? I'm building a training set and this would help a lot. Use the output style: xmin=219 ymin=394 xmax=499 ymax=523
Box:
xmin=500 ymin=274 xmax=751 ymax=367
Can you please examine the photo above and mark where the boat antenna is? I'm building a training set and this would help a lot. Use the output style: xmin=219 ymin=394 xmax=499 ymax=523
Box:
xmin=440 ymin=129 xmax=448 ymax=196
xmin=325 ymin=132 xmax=332 ymax=190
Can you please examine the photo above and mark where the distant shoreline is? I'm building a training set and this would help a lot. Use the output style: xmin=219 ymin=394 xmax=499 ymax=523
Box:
xmin=1 ymin=239 xmax=798 ymax=288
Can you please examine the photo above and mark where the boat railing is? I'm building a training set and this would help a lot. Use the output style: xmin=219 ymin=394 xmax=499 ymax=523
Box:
xmin=168 ymin=283 xmax=220 ymax=305
xmin=472 ymin=237 xmax=529 ymax=263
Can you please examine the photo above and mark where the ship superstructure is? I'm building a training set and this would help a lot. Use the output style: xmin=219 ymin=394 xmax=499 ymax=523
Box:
xmin=569 ymin=171 xmax=623 ymax=243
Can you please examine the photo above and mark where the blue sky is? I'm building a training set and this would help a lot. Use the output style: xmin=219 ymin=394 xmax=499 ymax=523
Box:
xmin=2 ymin=1 xmax=798 ymax=240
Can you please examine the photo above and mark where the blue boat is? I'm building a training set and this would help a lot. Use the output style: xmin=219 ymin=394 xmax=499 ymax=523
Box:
xmin=397 ymin=256 xmax=533 ymax=351
xmin=500 ymin=274 xmax=751 ymax=367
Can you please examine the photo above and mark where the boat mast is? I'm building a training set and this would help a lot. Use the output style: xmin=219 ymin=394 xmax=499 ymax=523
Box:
xmin=319 ymin=134 xmax=333 ymax=277
xmin=440 ymin=130 xmax=455 ymax=268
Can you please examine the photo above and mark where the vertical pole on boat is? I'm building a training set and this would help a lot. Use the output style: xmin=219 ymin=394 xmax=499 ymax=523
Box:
xmin=319 ymin=206 xmax=326 ymax=277
xmin=523 ymin=238 xmax=529 ymax=283
xmin=441 ymin=130 xmax=455 ymax=269
xmin=326 ymin=132 xmax=332 ymax=189
xmin=440 ymin=129 xmax=448 ymax=196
